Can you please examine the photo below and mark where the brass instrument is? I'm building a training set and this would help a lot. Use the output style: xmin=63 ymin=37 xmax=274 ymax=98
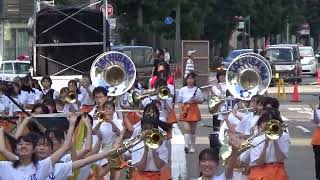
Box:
xmin=90 ymin=51 xmax=136 ymax=97
xmin=128 ymin=86 xmax=170 ymax=106
xmin=107 ymin=129 xmax=165 ymax=169
xmin=212 ymin=107 xmax=254 ymax=115
xmin=239 ymin=119 xmax=287 ymax=153
xmin=95 ymin=112 xmax=106 ymax=121
xmin=66 ymin=91 xmax=76 ymax=103
xmin=208 ymin=53 xmax=272 ymax=114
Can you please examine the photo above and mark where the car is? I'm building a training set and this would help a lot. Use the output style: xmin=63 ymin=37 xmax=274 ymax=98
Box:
xmin=111 ymin=46 xmax=154 ymax=88
xmin=223 ymin=49 xmax=261 ymax=70
xmin=0 ymin=60 xmax=31 ymax=81
xmin=265 ymin=44 xmax=302 ymax=83
xmin=299 ymin=46 xmax=318 ymax=76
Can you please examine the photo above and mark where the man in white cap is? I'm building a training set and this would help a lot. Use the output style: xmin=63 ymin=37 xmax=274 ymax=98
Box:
xmin=184 ymin=50 xmax=196 ymax=78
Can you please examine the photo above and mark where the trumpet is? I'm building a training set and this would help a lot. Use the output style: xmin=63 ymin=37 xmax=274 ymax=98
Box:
xmin=66 ymin=91 xmax=76 ymax=103
xmin=239 ymin=119 xmax=288 ymax=153
xmin=95 ymin=112 xmax=106 ymax=121
xmin=128 ymin=86 xmax=170 ymax=106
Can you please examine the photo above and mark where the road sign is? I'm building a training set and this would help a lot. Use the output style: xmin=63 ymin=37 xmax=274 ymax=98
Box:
xmin=100 ymin=3 xmax=114 ymax=16
xmin=164 ymin=16 xmax=174 ymax=25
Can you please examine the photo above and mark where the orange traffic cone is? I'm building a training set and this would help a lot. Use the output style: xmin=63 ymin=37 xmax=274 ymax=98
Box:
xmin=290 ymin=81 xmax=301 ymax=102
xmin=317 ymin=67 xmax=320 ymax=85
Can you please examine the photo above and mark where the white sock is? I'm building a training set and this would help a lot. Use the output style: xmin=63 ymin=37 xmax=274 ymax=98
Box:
xmin=190 ymin=134 xmax=196 ymax=148
xmin=184 ymin=134 xmax=190 ymax=148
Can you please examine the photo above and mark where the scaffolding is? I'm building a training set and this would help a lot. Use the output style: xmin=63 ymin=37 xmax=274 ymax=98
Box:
xmin=32 ymin=0 xmax=109 ymax=77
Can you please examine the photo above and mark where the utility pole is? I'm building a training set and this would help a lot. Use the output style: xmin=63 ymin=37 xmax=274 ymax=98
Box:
xmin=175 ymin=0 xmax=181 ymax=62
xmin=286 ymin=17 xmax=290 ymax=44
xmin=103 ymin=0 xmax=108 ymax=52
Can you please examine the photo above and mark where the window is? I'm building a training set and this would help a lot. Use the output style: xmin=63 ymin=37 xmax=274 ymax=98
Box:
xmin=14 ymin=63 xmax=30 ymax=74
xmin=265 ymin=48 xmax=293 ymax=62
xmin=4 ymin=63 xmax=13 ymax=74
xmin=299 ymin=48 xmax=314 ymax=57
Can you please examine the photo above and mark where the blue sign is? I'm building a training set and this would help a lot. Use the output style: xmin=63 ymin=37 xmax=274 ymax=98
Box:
xmin=164 ymin=16 xmax=174 ymax=25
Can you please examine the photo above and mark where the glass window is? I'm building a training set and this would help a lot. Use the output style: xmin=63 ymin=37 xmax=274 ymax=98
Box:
xmin=4 ymin=63 xmax=13 ymax=74
xmin=14 ymin=63 xmax=30 ymax=74
xmin=299 ymin=48 xmax=314 ymax=57
xmin=265 ymin=48 xmax=293 ymax=62
xmin=0 ymin=64 xmax=3 ymax=72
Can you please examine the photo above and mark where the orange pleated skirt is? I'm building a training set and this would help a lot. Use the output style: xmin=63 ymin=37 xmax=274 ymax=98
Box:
xmin=312 ymin=127 xmax=320 ymax=145
xmin=179 ymin=104 xmax=201 ymax=122
xmin=128 ymin=112 xmax=141 ymax=125
xmin=248 ymin=163 xmax=288 ymax=180
xmin=131 ymin=165 xmax=171 ymax=180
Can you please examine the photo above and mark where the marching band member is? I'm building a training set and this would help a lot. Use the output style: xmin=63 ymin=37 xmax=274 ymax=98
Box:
xmin=80 ymin=74 xmax=95 ymax=113
xmin=311 ymin=95 xmax=320 ymax=180
xmin=41 ymin=76 xmax=59 ymax=100
xmin=177 ymin=72 xmax=204 ymax=153
xmin=88 ymin=86 xmax=109 ymax=118
xmin=149 ymin=62 xmax=174 ymax=88
xmin=130 ymin=114 xmax=170 ymax=180
xmin=229 ymin=107 xmax=290 ymax=180
xmin=68 ymin=79 xmax=83 ymax=106
xmin=21 ymin=76 xmax=38 ymax=108
xmin=194 ymin=148 xmax=225 ymax=180
xmin=32 ymin=78 xmax=43 ymax=101
xmin=0 ymin=113 xmax=76 ymax=180
xmin=6 ymin=82 xmax=27 ymax=116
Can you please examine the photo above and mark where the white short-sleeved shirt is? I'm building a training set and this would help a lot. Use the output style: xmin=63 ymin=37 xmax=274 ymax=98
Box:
xmin=131 ymin=140 xmax=168 ymax=172
xmin=211 ymin=82 xmax=227 ymax=97
xmin=46 ymin=161 xmax=73 ymax=180
xmin=0 ymin=157 xmax=53 ymax=180
xmin=80 ymin=85 xmax=95 ymax=106
xmin=177 ymin=86 xmax=203 ymax=104
xmin=63 ymin=103 xmax=79 ymax=113
xmin=141 ymin=95 xmax=173 ymax=123
xmin=33 ymin=88 xmax=43 ymax=102
xmin=60 ymin=154 xmax=72 ymax=163
xmin=240 ymin=132 xmax=290 ymax=166
xmin=235 ymin=113 xmax=259 ymax=136
xmin=8 ymin=96 xmax=23 ymax=115
xmin=184 ymin=58 xmax=195 ymax=78
xmin=195 ymin=172 xmax=226 ymax=180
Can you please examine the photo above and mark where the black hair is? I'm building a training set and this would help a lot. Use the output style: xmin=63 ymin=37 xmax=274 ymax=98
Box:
xmin=154 ymin=79 xmax=168 ymax=89
xmin=143 ymin=102 xmax=160 ymax=120
xmin=157 ymin=61 xmax=171 ymax=75
xmin=261 ymin=97 xmax=280 ymax=109
xmin=76 ymin=113 xmax=93 ymax=127
xmin=184 ymin=72 xmax=197 ymax=86
xmin=13 ymin=133 xmax=39 ymax=168
xmin=156 ymin=70 xmax=169 ymax=81
xmin=42 ymin=97 xmax=57 ymax=113
xmin=257 ymin=107 xmax=283 ymax=127
xmin=198 ymin=148 xmax=220 ymax=163
xmin=21 ymin=76 xmax=35 ymax=93
xmin=31 ymin=103 xmax=50 ymax=114
xmin=102 ymin=101 xmax=115 ymax=110
xmin=45 ymin=128 xmax=66 ymax=144
xmin=251 ymin=95 xmax=263 ymax=104
xmin=13 ymin=82 xmax=21 ymax=96
xmin=82 ymin=73 xmax=92 ymax=84
xmin=68 ymin=80 xmax=80 ymax=94
xmin=32 ymin=79 xmax=42 ymax=92
xmin=41 ymin=76 xmax=52 ymax=86
xmin=216 ymin=71 xmax=226 ymax=83
xmin=37 ymin=133 xmax=54 ymax=150
xmin=93 ymin=86 xmax=109 ymax=97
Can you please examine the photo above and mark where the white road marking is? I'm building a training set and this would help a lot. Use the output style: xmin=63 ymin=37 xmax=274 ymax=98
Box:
xmin=281 ymin=116 xmax=289 ymax=121
xmin=171 ymin=124 xmax=188 ymax=180
xmin=295 ymin=126 xmax=311 ymax=133
xmin=288 ymin=108 xmax=302 ymax=111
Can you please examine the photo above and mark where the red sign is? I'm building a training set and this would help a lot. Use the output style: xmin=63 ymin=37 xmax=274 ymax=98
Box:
xmin=100 ymin=3 xmax=114 ymax=16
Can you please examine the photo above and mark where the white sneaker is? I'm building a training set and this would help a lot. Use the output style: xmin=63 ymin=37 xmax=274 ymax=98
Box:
xmin=189 ymin=147 xmax=195 ymax=153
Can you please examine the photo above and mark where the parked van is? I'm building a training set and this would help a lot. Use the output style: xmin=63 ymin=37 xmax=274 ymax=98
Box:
xmin=0 ymin=60 xmax=31 ymax=81
xmin=111 ymin=46 xmax=154 ymax=88
xmin=265 ymin=44 xmax=302 ymax=83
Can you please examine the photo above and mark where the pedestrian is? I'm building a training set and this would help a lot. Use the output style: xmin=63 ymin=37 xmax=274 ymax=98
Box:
xmin=311 ymin=96 xmax=320 ymax=180
xmin=184 ymin=50 xmax=196 ymax=78
xmin=163 ymin=48 xmax=170 ymax=64
xmin=177 ymin=72 xmax=204 ymax=153
xmin=152 ymin=48 xmax=165 ymax=77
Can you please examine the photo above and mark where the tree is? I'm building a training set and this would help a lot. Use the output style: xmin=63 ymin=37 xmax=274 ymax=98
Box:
xmin=305 ymin=0 xmax=320 ymax=49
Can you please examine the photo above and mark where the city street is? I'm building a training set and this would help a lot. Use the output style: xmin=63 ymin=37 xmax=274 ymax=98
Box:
xmin=169 ymin=74 xmax=319 ymax=180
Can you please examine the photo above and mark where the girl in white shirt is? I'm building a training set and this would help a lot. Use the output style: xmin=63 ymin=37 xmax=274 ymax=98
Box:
xmin=130 ymin=114 xmax=170 ymax=180
xmin=177 ymin=72 xmax=204 ymax=153
xmin=21 ymin=76 xmax=37 ymax=110
xmin=80 ymin=74 xmax=95 ymax=113
xmin=41 ymin=76 xmax=59 ymax=101
xmin=229 ymin=108 xmax=290 ymax=180
xmin=195 ymin=148 xmax=225 ymax=180
xmin=0 ymin=113 xmax=76 ymax=180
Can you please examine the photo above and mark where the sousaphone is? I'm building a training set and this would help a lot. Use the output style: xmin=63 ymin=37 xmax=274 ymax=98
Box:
xmin=90 ymin=51 xmax=136 ymax=96
xmin=226 ymin=53 xmax=272 ymax=100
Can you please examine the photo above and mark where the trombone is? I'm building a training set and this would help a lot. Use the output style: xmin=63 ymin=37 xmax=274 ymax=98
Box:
xmin=128 ymin=86 xmax=170 ymax=106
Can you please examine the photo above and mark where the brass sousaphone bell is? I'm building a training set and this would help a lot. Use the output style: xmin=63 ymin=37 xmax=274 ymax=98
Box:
xmin=90 ymin=51 xmax=136 ymax=97
xmin=208 ymin=53 xmax=272 ymax=114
